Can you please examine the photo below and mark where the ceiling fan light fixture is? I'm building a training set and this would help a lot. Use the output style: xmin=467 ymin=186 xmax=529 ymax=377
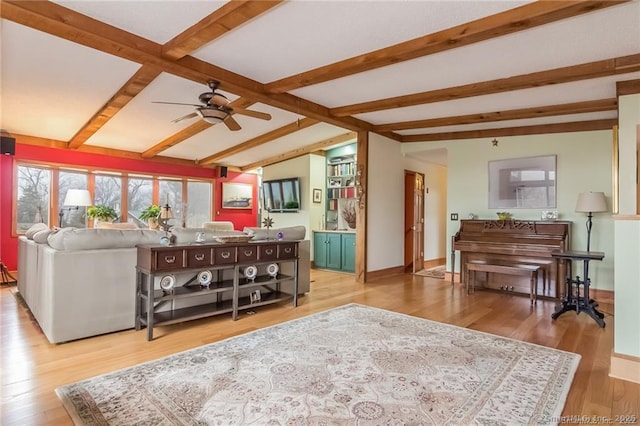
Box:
xmin=197 ymin=107 xmax=227 ymax=124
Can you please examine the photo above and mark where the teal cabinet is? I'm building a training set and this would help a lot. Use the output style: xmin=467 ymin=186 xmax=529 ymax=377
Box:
xmin=341 ymin=233 xmax=356 ymax=272
xmin=313 ymin=231 xmax=355 ymax=273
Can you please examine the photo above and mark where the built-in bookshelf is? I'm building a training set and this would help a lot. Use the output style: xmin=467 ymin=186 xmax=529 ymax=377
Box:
xmin=325 ymin=147 xmax=357 ymax=230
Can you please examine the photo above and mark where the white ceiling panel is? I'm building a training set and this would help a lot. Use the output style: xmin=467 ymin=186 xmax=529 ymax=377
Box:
xmin=292 ymin=1 xmax=640 ymax=108
xmin=0 ymin=20 xmax=139 ymax=141
xmin=194 ymin=0 xmax=529 ymax=83
xmin=222 ymin=122 xmax=352 ymax=167
xmin=53 ymin=1 xmax=226 ymax=44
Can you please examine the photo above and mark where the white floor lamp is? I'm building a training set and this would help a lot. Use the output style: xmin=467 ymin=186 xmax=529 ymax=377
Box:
xmin=59 ymin=189 xmax=93 ymax=227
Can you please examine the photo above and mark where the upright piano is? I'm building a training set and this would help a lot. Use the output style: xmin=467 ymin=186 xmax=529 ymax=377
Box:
xmin=452 ymin=220 xmax=571 ymax=298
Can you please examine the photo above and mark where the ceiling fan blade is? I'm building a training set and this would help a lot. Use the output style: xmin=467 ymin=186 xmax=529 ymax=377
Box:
xmin=171 ymin=112 xmax=198 ymax=123
xmin=153 ymin=101 xmax=202 ymax=107
xmin=231 ymin=107 xmax=271 ymax=121
xmin=224 ymin=115 xmax=242 ymax=131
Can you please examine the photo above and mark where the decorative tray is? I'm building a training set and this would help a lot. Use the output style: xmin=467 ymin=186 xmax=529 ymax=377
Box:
xmin=215 ymin=235 xmax=254 ymax=243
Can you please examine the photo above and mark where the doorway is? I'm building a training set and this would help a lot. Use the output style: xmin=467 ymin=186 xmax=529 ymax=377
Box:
xmin=404 ymin=170 xmax=425 ymax=273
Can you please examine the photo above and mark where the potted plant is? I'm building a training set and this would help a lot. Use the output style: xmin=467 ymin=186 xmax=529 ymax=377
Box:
xmin=139 ymin=205 xmax=161 ymax=230
xmin=87 ymin=205 xmax=118 ymax=224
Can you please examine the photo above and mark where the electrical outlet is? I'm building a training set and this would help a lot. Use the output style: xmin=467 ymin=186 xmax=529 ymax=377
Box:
xmin=450 ymin=213 xmax=459 ymax=221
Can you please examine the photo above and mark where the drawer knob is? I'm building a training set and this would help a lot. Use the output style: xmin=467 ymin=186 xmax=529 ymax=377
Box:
xmin=195 ymin=254 xmax=205 ymax=261
xmin=265 ymin=248 xmax=274 ymax=255
xmin=221 ymin=252 xmax=231 ymax=259
xmin=244 ymin=250 xmax=253 ymax=256
xmin=164 ymin=255 xmax=175 ymax=264
xmin=284 ymin=247 xmax=292 ymax=253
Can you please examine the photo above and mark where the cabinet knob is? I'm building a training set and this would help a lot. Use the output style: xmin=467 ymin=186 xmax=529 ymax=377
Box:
xmin=194 ymin=254 xmax=205 ymax=261
xmin=164 ymin=255 xmax=175 ymax=263
xmin=244 ymin=250 xmax=253 ymax=257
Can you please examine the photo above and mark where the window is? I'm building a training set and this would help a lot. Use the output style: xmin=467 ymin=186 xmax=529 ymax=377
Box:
xmin=128 ymin=177 xmax=153 ymax=223
xmin=95 ymin=174 xmax=122 ymax=219
xmin=16 ymin=165 xmax=50 ymax=231
xmin=58 ymin=171 xmax=89 ymax=228
xmin=13 ymin=162 xmax=214 ymax=234
xmin=263 ymin=178 xmax=300 ymax=212
xmin=186 ymin=181 xmax=212 ymax=227
xmin=159 ymin=179 xmax=183 ymax=225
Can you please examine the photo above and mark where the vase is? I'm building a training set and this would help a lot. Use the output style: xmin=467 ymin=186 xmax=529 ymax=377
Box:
xmin=148 ymin=218 xmax=159 ymax=230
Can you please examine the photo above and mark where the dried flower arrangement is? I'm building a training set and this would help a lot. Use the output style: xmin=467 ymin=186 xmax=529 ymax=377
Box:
xmin=341 ymin=200 xmax=357 ymax=229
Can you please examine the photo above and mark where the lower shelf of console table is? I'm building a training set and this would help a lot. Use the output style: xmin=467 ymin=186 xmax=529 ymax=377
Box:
xmin=135 ymin=241 xmax=299 ymax=341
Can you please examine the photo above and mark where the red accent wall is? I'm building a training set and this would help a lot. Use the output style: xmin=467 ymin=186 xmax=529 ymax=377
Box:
xmin=0 ymin=143 xmax=258 ymax=271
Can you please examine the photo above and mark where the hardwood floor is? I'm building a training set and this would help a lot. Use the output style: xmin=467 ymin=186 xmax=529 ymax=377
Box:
xmin=1 ymin=270 xmax=638 ymax=425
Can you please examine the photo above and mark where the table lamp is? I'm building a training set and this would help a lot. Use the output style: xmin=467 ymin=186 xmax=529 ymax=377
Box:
xmin=59 ymin=189 xmax=92 ymax=227
xmin=575 ymin=191 xmax=607 ymax=251
xmin=158 ymin=203 xmax=173 ymax=233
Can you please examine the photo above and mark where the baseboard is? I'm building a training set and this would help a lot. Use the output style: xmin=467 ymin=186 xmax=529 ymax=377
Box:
xmin=590 ymin=288 xmax=614 ymax=304
xmin=423 ymin=258 xmax=445 ymax=269
xmin=610 ymin=352 xmax=640 ymax=384
xmin=366 ymin=265 xmax=404 ymax=281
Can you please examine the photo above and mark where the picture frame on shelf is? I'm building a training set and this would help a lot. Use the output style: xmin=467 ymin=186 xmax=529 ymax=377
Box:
xmin=313 ymin=188 xmax=322 ymax=203
xmin=222 ymin=182 xmax=253 ymax=209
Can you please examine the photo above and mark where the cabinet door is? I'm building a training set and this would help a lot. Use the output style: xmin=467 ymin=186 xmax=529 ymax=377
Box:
xmin=326 ymin=233 xmax=342 ymax=270
xmin=341 ymin=233 xmax=356 ymax=272
xmin=313 ymin=232 xmax=328 ymax=268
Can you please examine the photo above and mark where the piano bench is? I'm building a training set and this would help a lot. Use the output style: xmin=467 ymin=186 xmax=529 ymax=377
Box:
xmin=466 ymin=262 xmax=542 ymax=304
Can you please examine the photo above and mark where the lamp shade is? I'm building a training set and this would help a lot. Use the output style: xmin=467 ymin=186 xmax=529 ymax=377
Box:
xmin=63 ymin=189 xmax=92 ymax=207
xmin=575 ymin=191 xmax=607 ymax=213
xmin=160 ymin=204 xmax=173 ymax=219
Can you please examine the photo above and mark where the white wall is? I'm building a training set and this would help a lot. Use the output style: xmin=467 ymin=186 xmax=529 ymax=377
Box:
xmin=614 ymin=93 xmax=640 ymax=359
xmin=367 ymin=133 xmax=405 ymax=271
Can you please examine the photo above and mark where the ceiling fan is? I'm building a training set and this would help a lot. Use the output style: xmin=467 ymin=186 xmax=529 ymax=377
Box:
xmin=153 ymin=81 xmax=271 ymax=131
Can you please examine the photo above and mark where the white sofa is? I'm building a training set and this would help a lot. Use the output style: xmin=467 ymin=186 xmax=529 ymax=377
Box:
xmin=18 ymin=226 xmax=310 ymax=344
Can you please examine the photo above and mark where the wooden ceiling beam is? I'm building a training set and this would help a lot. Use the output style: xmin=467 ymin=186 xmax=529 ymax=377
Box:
xmin=162 ymin=1 xmax=283 ymax=59
xmin=0 ymin=1 xmax=370 ymax=133
xmin=68 ymin=65 xmax=163 ymax=149
xmin=198 ymin=118 xmax=319 ymax=166
xmin=401 ymin=119 xmax=617 ymax=142
xmin=332 ymin=54 xmax=640 ymax=117
xmin=241 ymin=132 xmax=357 ymax=171
xmin=141 ymin=99 xmax=256 ymax=159
xmin=375 ymin=98 xmax=618 ymax=132
xmin=617 ymin=79 xmax=640 ymax=96
xmin=266 ymin=0 xmax=628 ymax=93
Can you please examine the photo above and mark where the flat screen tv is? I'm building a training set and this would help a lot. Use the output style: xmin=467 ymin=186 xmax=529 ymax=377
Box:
xmin=262 ymin=177 xmax=301 ymax=212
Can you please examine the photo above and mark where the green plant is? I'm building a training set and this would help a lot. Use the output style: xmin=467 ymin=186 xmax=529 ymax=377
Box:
xmin=284 ymin=201 xmax=299 ymax=209
xmin=87 ymin=205 xmax=117 ymax=221
xmin=139 ymin=205 xmax=161 ymax=220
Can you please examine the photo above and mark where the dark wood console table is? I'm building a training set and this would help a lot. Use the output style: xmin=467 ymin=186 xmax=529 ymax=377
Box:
xmin=135 ymin=240 xmax=299 ymax=340
xmin=551 ymin=250 xmax=605 ymax=328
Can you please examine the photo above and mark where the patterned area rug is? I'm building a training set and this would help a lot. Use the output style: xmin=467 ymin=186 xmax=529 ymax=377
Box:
xmin=416 ymin=265 xmax=446 ymax=279
xmin=56 ymin=304 xmax=580 ymax=425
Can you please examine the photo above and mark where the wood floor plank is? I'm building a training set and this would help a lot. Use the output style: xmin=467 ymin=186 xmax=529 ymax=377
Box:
xmin=1 ymin=271 xmax=639 ymax=425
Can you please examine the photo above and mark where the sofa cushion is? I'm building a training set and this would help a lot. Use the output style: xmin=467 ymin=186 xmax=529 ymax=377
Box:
xmin=33 ymin=228 xmax=54 ymax=244
xmin=243 ymin=225 xmax=306 ymax=240
xmin=25 ymin=223 xmax=49 ymax=239
xmin=171 ymin=227 xmax=245 ymax=244
xmin=202 ymin=221 xmax=234 ymax=232
xmin=96 ymin=222 xmax=139 ymax=230
xmin=47 ymin=228 xmax=163 ymax=251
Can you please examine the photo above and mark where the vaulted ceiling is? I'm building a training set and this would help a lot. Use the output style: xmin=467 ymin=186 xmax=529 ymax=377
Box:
xmin=1 ymin=0 xmax=639 ymax=171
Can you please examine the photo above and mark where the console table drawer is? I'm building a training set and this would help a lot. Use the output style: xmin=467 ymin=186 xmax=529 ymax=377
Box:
xmin=156 ymin=249 xmax=184 ymax=270
xmin=278 ymin=243 xmax=297 ymax=259
xmin=258 ymin=244 xmax=278 ymax=261
xmin=238 ymin=246 xmax=258 ymax=262
xmin=186 ymin=247 xmax=212 ymax=268
xmin=214 ymin=246 xmax=237 ymax=264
